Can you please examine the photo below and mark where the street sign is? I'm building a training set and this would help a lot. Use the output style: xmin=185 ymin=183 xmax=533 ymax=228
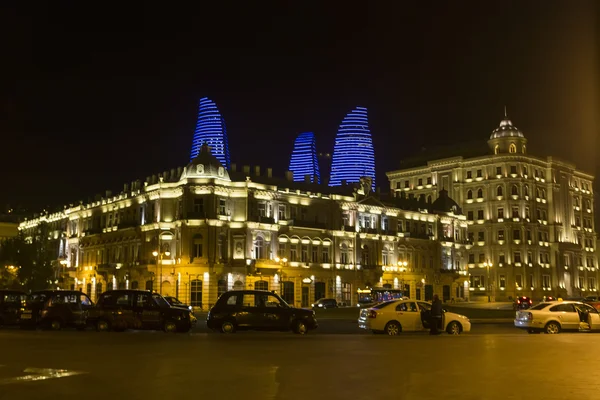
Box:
xmin=0 ymin=367 xmax=87 ymax=385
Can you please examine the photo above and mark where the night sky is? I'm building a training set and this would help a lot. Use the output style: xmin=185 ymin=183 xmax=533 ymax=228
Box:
xmin=1 ymin=2 xmax=598 ymax=223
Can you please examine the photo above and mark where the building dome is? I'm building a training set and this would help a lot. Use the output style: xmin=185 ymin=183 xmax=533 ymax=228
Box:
xmin=182 ymin=142 xmax=230 ymax=181
xmin=431 ymin=189 xmax=462 ymax=215
xmin=490 ymin=111 xmax=524 ymax=140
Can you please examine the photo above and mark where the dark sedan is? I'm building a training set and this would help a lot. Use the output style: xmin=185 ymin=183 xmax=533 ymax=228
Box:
xmin=207 ymin=290 xmax=318 ymax=334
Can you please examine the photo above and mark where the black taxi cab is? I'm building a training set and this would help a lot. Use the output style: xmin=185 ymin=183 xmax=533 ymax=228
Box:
xmin=19 ymin=290 xmax=93 ymax=330
xmin=207 ymin=290 xmax=318 ymax=334
xmin=87 ymin=289 xmax=196 ymax=333
xmin=0 ymin=290 xmax=26 ymax=327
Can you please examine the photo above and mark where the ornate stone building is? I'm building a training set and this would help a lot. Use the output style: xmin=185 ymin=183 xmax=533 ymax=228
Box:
xmin=386 ymin=114 xmax=597 ymax=301
xmin=19 ymin=144 xmax=468 ymax=309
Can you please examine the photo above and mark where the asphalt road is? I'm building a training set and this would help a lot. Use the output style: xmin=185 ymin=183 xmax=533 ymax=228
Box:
xmin=1 ymin=322 xmax=599 ymax=400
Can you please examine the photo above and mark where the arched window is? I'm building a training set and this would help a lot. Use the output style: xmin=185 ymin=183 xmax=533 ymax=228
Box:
xmin=86 ymin=283 xmax=92 ymax=296
xmin=314 ymin=282 xmax=326 ymax=301
xmin=340 ymin=243 xmax=349 ymax=264
xmin=233 ymin=280 xmax=244 ymax=290
xmin=362 ymin=246 xmax=370 ymax=266
xmin=382 ymin=246 xmax=390 ymax=266
xmin=255 ymin=280 xmax=268 ymax=291
xmin=494 ymin=145 xmax=499 ymax=154
xmin=281 ymin=281 xmax=294 ymax=304
xmin=426 ymin=195 xmax=432 ymax=204
xmin=497 ymin=186 xmax=503 ymax=197
xmin=254 ymin=236 xmax=266 ymax=259
xmin=190 ymin=279 xmax=202 ymax=307
xmin=192 ymin=234 xmax=203 ymax=261
xmin=536 ymin=188 xmax=541 ymax=198
xmin=585 ymin=199 xmax=591 ymax=209
xmin=118 ymin=281 xmax=126 ymax=290
xmin=131 ymin=281 xmax=139 ymax=290
xmin=524 ymin=185 xmax=529 ymax=197
xmin=509 ymin=143 xmax=516 ymax=153
xmin=477 ymin=189 xmax=483 ymax=199
xmin=145 ymin=280 xmax=153 ymax=291
xmin=541 ymin=189 xmax=546 ymax=199
xmin=383 ymin=283 xmax=393 ymax=289
xmin=467 ymin=190 xmax=473 ymax=200
xmin=95 ymin=282 xmax=103 ymax=296
xmin=511 ymin=185 xmax=519 ymax=196
xmin=217 ymin=279 xmax=227 ymax=297
xmin=161 ymin=281 xmax=172 ymax=297
xmin=522 ymin=145 xmax=526 ymax=154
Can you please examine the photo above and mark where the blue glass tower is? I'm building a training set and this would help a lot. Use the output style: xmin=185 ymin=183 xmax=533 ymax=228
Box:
xmin=288 ymin=132 xmax=321 ymax=184
xmin=190 ymin=97 xmax=231 ymax=168
xmin=328 ymin=106 xmax=375 ymax=188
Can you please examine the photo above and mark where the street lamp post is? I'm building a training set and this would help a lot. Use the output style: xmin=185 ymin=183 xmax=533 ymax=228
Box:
xmin=397 ymin=261 xmax=408 ymax=296
xmin=484 ymin=261 xmax=494 ymax=302
xmin=153 ymin=250 xmax=171 ymax=294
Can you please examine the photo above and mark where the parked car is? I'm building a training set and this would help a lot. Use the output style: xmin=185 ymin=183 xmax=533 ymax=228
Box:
xmin=19 ymin=290 xmax=93 ymax=330
xmin=0 ymin=290 xmax=26 ymax=327
xmin=358 ymin=299 xmax=471 ymax=335
xmin=514 ymin=300 xmax=600 ymax=334
xmin=312 ymin=298 xmax=338 ymax=309
xmin=164 ymin=296 xmax=193 ymax=311
xmin=207 ymin=290 xmax=318 ymax=334
xmin=513 ymin=296 xmax=533 ymax=310
xmin=87 ymin=290 xmax=196 ymax=333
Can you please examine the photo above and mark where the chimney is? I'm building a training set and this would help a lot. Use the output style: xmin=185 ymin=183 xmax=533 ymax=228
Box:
xmin=94 ymin=194 xmax=102 ymax=202
xmin=105 ymin=190 xmax=112 ymax=198
xmin=146 ymin=176 xmax=151 ymax=184
xmin=177 ymin=167 xmax=182 ymax=177
xmin=267 ymin=168 xmax=272 ymax=178
xmin=231 ymin=163 xmax=237 ymax=172
xmin=243 ymin=165 xmax=250 ymax=175
xmin=254 ymin=166 xmax=260 ymax=176
xmin=304 ymin=175 xmax=311 ymax=183
xmin=123 ymin=183 xmax=129 ymax=193
xmin=376 ymin=187 xmax=381 ymax=195
xmin=285 ymin=171 xmax=294 ymax=181
xmin=171 ymin=168 xmax=176 ymax=179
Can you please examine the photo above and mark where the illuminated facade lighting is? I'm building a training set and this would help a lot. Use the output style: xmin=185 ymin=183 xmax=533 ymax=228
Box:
xmin=288 ymin=132 xmax=321 ymax=184
xmin=190 ymin=97 xmax=231 ymax=169
xmin=328 ymin=106 xmax=376 ymax=189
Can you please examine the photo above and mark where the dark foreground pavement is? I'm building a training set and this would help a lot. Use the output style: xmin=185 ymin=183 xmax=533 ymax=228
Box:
xmin=1 ymin=326 xmax=600 ymax=400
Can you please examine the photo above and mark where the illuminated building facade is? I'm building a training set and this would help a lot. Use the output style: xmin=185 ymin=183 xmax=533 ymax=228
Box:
xmin=387 ymin=113 xmax=598 ymax=301
xmin=329 ymin=106 xmax=376 ymax=189
xmin=189 ymin=97 xmax=231 ymax=169
xmin=288 ymin=132 xmax=321 ymax=184
xmin=19 ymin=144 xmax=467 ymax=309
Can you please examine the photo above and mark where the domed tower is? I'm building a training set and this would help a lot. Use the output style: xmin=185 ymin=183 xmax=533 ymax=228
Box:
xmin=181 ymin=142 xmax=230 ymax=181
xmin=487 ymin=108 xmax=528 ymax=155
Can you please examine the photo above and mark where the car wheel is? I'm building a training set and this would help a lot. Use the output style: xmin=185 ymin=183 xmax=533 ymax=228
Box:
xmin=221 ymin=320 xmax=236 ymax=334
xmin=50 ymin=319 xmax=62 ymax=331
xmin=293 ymin=320 xmax=308 ymax=335
xmin=446 ymin=321 xmax=462 ymax=335
xmin=96 ymin=320 xmax=110 ymax=332
xmin=545 ymin=322 xmax=561 ymax=334
xmin=384 ymin=321 xmax=401 ymax=336
xmin=164 ymin=320 xmax=177 ymax=333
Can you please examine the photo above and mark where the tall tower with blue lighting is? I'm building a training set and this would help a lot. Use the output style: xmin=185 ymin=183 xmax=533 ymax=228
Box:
xmin=190 ymin=97 xmax=231 ymax=169
xmin=288 ymin=132 xmax=321 ymax=184
xmin=328 ymin=106 xmax=376 ymax=189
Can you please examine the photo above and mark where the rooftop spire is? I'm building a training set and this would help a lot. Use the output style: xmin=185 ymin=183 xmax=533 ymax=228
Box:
xmin=504 ymin=105 xmax=507 ymax=118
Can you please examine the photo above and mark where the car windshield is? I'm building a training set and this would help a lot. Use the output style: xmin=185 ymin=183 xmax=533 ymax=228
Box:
xmin=152 ymin=293 xmax=171 ymax=308
xmin=530 ymin=303 xmax=550 ymax=310
xmin=372 ymin=300 xmax=397 ymax=310
xmin=168 ymin=297 xmax=184 ymax=305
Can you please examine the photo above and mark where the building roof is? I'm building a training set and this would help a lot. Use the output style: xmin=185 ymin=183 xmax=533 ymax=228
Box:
xmin=430 ymin=189 xmax=462 ymax=215
xmin=490 ymin=110 xmax=524 ymax=139
xmin=183 ymin=143 xmax=230 ymax=181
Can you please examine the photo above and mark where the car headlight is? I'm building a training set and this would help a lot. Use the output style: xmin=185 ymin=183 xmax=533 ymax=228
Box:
xmin=311 ymin=304 xmax=314 ymax=307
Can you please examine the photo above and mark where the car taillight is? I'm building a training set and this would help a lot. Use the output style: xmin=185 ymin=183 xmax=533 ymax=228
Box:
xmin=367 ymin=310 xmax=377 ymax=318
xmin=517 ymin=300 xmax=521 ymax=304
xmin=529 ymin=300 xmax=532 ymax=304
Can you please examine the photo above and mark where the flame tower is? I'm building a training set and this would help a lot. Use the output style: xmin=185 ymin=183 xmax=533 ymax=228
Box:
xmin=190 ymin=97 xmax=231 ymax=168
xmin=288 ymin=132 xmax=321 ymax=184
xmin=328 ymin=106 xmax=375 ymax=188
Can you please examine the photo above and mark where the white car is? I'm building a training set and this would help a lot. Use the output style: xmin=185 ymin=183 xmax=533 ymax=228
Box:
xmin=358 ymin=299 xmax=471 ymax=335
xmin=514 ymin=300 xmax=600 ymax=334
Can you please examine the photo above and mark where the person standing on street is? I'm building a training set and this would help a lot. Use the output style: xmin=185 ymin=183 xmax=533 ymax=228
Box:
xmin=430 ymin=294 xmax=443 ymax=335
